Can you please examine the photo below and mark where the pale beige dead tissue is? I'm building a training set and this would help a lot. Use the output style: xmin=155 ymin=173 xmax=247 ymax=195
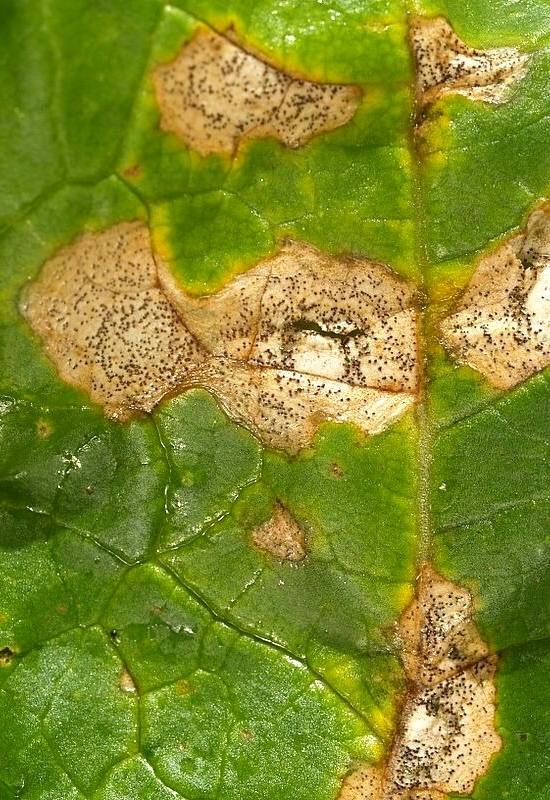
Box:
xmin=411 ymin=16 xmax=529 ymax=107
xmin=159 ymin=256 xmax=272 ymax=362
xmin=251 ymin=503 xmax=306 ymax=561
xmin=119 ymin=669 xmax=137 ymax=694
xmin=153 ymin=28 xmax=361 ymax=156
xmin=22 ymin=228 xmax=419 ymax=450
xmin=20 ymin=222 xmax=205 ymax=419
xmin=192 ymin=359 xmax=415 ymax=453
xmin=441 ymin=206 xmax=550 ymax=389
xmin=158 ymin=241 xmax=419 ymax=393
xmin=161 ymin=240 xmax=420 ymax=451
xmin=340 ymin=566 xmax=500 ymax=799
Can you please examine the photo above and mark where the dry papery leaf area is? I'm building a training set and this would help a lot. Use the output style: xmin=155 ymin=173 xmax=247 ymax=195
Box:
xmin=339 ymin=567 xmax=501 ymax=800
xmin=411 ymin=16 xmax=529 ymax=108
xmin=22 ymin=223 xmax=420 ymax=452
xmin=251 ymin=503 xmax=307 ymax=562
xmin=153 ymin=27 xmax=361 ymax=156
xmin=152 ymin=18 xmax=529 ymax=155
xmin=441 ymin=206 xmax=550 ymax=389
xmin=21 ymin=203 xmax=550 ymax=450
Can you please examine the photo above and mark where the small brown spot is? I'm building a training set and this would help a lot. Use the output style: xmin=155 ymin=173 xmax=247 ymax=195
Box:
xmin=440 ymin=204 xmax=550 ymax=389
xmin=240 ymin=729 xmax=254 ymax=741
xmin=411 ymin=16 xmax=528 ymax=109
xmin=252 ymin=503 xmax=307 ymax=562
xmin=119 ymin=669 xmax=137 ymax=693
xmin=122 ymin=163 xmax=141 ymax=178
xmin=0 ymin=647 xmax=14 ymax=666
xmin=331 ymin=463 xmax=344 ymax=478
xmin=153 ymin=28 xmax=361 ymax=157
xmin=36 ymin=418 xmax=53 ymax=438
xmin=177 ymin=679 xmax=191 ymax=696
xmin=340 ymin=566 xmax=501 ymax=799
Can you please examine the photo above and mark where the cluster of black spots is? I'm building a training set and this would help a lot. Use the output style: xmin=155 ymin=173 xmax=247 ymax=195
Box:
xmin=411 ymin=16 xmax=528 ymax=109
xmin=246 ymin=249 xmax=419 ymax=394
xmin=153 ymin=28 xmax=360 ymax=156
xmin=387 ymin=568 xmax=501 ymax=797
xmin=183 ymin=241 xmax=417 ymax=450
xmin=24 ymin=232 xmax=417 ymax=451
xmin=21 ymin=222 xmax=206 ymax=419
xmin=392 ymin=661 xmax=499 ymax=794
xmin=441 ymin=207 xmax=550 ymax=389
xmin=156 ymin=239 xmax=419 ymax=450
xmin=339 ymin=568 xmax=500 ymax=799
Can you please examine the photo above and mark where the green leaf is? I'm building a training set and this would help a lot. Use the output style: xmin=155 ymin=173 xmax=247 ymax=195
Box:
xmin=1 ymin=1 xmax=549 ymax=798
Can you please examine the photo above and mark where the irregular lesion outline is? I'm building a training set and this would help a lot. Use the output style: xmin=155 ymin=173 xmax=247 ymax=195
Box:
xmin=20 ymin=223 xmax=421 ymax=453
xmin=438 ymin=203 xmax=550 ymax=391
xmin=9 ymin=15 xmax=548 ymax=796
xmin=151 ymin=24 xmax=363 ymax=158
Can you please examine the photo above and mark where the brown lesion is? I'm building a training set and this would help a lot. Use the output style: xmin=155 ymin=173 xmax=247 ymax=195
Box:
xmin=36 ymin=418 xmax=53 ymax=438
xmin=20 ymin=222 xmax=206 ymax=420
xmin=251 ymin=503 xmax=307 ymax=561
xmin=152 ymin=28 xmax=361 ymax=157
xmin=411 ymin=16 xmax=529 ymax=110
xmin=339 ymin=768 xmax=448 ymax=800
xmin=340 ymin=566 xmax=501 ymax=799
xmin=22 ymin=226 xmax=419 ymax=452
xmin=399 ymin=564 xmax=490 ymax=686
xmin=119 ymin=668 xmax=137 ymax=694
xmin=160 ymin=239 xmax=420 ymax=452
xmin=440 ymin=205 xmax=550 ymax=389
xmin=190 ymin=359 xmax=417 ymax=453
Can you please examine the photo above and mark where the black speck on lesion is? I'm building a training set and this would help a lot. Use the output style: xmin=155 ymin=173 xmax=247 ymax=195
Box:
xmin=410 ymin=15 xmax=529 ymax=113
xmin=440 ymin=205 xmax=550 ymax=389
xmin=152 ymin=27 xmax=361 ymax=157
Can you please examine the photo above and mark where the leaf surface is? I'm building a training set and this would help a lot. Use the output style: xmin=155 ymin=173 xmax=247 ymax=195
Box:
xmin=0 ymin=1 xmax=549 ymax=798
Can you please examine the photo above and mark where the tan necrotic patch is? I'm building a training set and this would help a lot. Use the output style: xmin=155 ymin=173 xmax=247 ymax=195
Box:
xmin=159 ymin=240 xmax=419 ymax=452
xmin=340 ymin=767 xmax=446 ymax=800
xmin=20 ymin=222 xmax=206 ymax=419
xmin=399 ymin=565 xmax=490 ymax=687
xmin=119 ymin=669 xmax=137 ymax=694
xmin=251 ymin=503 xmax=306 ymax=561
xmin=152 ymin=28 xmax=361 ymax=156
xmin=411 ymin=16 xmax=528 ymax=108
xmin=440 ymin=205 xmax=550 ymax=389
xmin=192 ymin=360 xmax=415 ymax=453
xmin=340 ymin=566 xmax=501 ymax=799
xmin=22 ymin=229 xmax=418 ymax=451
